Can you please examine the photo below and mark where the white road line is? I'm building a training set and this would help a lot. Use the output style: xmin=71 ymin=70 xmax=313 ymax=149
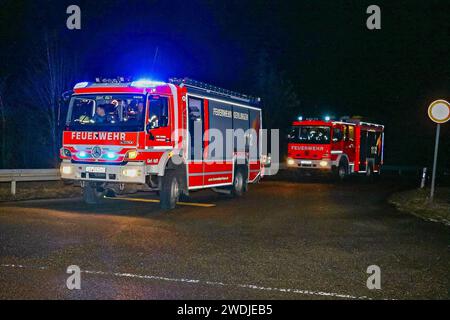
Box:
xmin=1 ymin=263 xmax=48 ymax=270
xmin=0 ymin=263 xmax=372 ymax=300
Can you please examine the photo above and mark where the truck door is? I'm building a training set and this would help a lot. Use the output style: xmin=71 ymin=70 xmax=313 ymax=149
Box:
xmin=331 ymin=125 xmax=344 ymax=153
xmin=343 ymin=125 xmax=356 ymax=165
xmin=359 ymin=129 xmax=368 ymax=171
xmin=187 ymin=97 xmax=204 ymax=188
xmin=367 ymin=130 xmax=378 ymax=164
xmin=146 ymin=95 xmax=171 ymax=148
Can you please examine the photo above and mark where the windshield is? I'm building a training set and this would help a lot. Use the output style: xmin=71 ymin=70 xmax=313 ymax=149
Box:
xmin=66 ymin=94 xmax=146 ymax=131
xmin=287 ymin=126 xmax=331 ymax=144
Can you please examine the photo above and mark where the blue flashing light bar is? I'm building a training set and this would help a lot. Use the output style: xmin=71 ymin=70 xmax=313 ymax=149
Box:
xmin=73 ymin=82 xmax=89 ymax=89
xmin=131 ymin=79 xmax=166 ymax=88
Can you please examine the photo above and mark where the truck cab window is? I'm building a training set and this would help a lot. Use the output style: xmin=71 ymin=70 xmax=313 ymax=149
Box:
xmin=347 ymin=125 xmax=355 ymax=141
xmin=332 ymin=128 xmax=343 ymax=142
xmin=148 ymin=96 xmax=169 ymax=129
xmin=288 ymin=126 xmax=330 ymax=144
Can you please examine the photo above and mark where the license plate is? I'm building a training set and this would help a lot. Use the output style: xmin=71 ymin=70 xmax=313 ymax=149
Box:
xmin=301 ymin=160 xmax=312 ymax=165
xmin=86 ymin=166 xmax=106 ymax=173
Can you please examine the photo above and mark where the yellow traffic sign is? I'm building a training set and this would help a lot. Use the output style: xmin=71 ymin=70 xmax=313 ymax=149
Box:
xmin=428 ymin=100 xmax=450 ymax=124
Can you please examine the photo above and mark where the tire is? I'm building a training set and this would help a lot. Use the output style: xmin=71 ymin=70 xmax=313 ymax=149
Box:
xmin=160 ymin=169 xmax=180 ymax=210
xmin=83 ymin=183 xmax=105 ymax=204
xmin=232 ymin=167 xmax=247 ymax=197
xmin=336 ymin=159 xmax=348 ymax=181
xmin=63 ymin=180 xmax=74 ymax=186
xmin=365 ymin=163 xmax=374 ymax=181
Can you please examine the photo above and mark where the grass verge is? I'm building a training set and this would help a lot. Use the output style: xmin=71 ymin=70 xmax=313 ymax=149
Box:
xmin=0 ymin=181 xmax=81 ymax=202
xmin=389 ymin=187 xmax=450 ymax=226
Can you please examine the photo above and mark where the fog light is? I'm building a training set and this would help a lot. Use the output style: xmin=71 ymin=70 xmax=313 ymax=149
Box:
xmin=61 ymin=165 xmax=72 ymax=175
xmin=319 ymin=160 xmax=328 ymax=167
xmin=122 ymin=168 xmax=138 ymax=177
xmin=287 ymin=158 xmax=295 ymax=166
xmin=126 ymin=150 xmax=138 ymax=159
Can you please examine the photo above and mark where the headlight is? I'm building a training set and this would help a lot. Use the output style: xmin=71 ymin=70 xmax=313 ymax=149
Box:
xmin=61 ymin=165 xmax=72 ymax=175
xmin=122 ymin=169 xmax=138 ymax=177
xmin=106 ymin=152 xmax=116 ymax=159
xmin=287 ymin=158 xmax=295 ymax=166
xmin=125 ymin=150 xmax=138 ymax=159
xmin=319 ymin=160 xmax=328 ymax=167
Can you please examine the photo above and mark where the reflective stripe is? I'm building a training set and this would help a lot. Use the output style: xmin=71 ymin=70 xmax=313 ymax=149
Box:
xmin=190 ymin=171 xmax=232 ymax=177
xmin=189 ymin=182 xmax=232 ymax=190
xmin=150 ymin=146 xmax=172 ymax=150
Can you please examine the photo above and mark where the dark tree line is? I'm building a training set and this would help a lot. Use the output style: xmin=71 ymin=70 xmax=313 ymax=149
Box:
xmin=0 ymin=33 xmax=79 ymax=169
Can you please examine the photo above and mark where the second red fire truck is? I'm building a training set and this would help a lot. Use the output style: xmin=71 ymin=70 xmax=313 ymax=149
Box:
xmin=60 ymin=77 xmax=264 ymax=209
xmin=286 ymin=116 xmax=384 ymax=179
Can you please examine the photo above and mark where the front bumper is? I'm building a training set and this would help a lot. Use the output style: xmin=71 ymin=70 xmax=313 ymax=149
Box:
xmin=286 ymin=158 xmax=333 ymax=170
xmin=60 ymin=161 xmax=147 ymax=184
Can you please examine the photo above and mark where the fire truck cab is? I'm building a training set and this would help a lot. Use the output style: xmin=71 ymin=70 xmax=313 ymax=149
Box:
xmin=60 ymin=77 xmax=264 ymax=209
xmin=286 ymin=117 xmax=384 ymax=179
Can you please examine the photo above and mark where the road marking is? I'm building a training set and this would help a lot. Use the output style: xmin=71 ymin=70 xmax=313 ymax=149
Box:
xmin=1 ymin=263 xmax=48 ymax=270
xmin=175 ymin=201 xmax=216 ymax=208
xmin=0 ymin=263 xmax=374 ymax=299
xmin=104 ymin=196 xmax=216 ymax=208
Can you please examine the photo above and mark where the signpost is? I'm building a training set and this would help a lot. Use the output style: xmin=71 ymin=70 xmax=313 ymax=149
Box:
xmin=427 ymin=100 xmax=450 ymax=201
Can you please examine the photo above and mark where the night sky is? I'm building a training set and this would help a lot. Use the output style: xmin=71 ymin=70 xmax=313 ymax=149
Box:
xmin=0 ymin=0 xmax=449 ymax=167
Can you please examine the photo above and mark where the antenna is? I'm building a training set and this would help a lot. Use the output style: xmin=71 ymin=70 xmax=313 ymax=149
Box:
xmin=151 ymin=46 xmax=159 ymax=74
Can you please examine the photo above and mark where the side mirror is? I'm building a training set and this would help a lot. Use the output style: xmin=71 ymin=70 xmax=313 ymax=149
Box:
xmin=61 ymin=90 xmax=73 ymax=103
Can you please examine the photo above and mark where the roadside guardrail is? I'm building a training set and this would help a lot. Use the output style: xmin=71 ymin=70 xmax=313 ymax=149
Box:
xmin=0 ymin=169 xmax=60 ymax=195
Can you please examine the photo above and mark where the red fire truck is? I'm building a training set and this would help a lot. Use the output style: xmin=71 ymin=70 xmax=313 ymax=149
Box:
xmin=286 ymin=117 xmax=384 ymax=179
xmin=60 ymin=77 xmax=264 ymax=209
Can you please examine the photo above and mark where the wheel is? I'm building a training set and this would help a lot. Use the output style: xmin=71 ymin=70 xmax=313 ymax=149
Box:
xmin=365 ymin=163 xmax=374 ymax=181
xmin=83 ymin=183 xmax=105 ymax=204
xmin=243 ymin=169 xmax=249 ymax=192
xmin=336 ymin=160 xmax=348 ymax=181
xmin=160 ymin=170 xmax=180 ymax=210
xmin=232 ymin=167 xmax=247 ymax=197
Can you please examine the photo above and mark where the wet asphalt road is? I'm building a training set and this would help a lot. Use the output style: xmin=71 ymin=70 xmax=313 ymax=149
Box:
xmin=0 ymin=177 xmax=449 ymax=299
